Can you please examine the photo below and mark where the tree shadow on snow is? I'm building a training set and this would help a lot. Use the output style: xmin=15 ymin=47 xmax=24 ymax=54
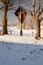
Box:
xmin=0 ymin=41 xmax=43 ymax=55
xmin=0 ymin=41 xmax=43 ymax=65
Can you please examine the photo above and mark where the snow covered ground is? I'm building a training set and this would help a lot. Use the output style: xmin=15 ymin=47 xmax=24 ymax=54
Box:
xmin=0 ymin=26 xmax=43 ymax=65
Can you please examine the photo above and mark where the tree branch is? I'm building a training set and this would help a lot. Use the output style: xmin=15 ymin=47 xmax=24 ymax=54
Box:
xmin=28 ymin=10 xmax=33 ymax=16
xmin=39 ymin=17 xmax=43 ymax=22
xmin=8 ymin=7 xmax=13 ymax=10
xmin=0 ymin=6 xmax=4 ymax=10
xmin=0 ymin=7 xmax=2 ymax=10
xmin=1 ymin=0 xmax=6 ymax=4
xmin=37 ymin=8 xmax=43 ymax=17
xmin=36 ymin=0 xmax=40 ymax=15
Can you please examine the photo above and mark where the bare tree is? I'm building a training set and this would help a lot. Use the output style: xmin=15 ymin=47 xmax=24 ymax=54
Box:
xmin=0 ymin=0 xmax=18 ymax=34
xmin=28 ymin=0 xmax=43 ymax=39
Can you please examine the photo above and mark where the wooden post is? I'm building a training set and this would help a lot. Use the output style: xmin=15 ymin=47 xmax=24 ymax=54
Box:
xmin=20 ymin=22 xmax=22 ymax=36
xmin=18 ymin=10 xmax=23 ymax=36
xmin=14 ymin=6 xmax=27 ymax=36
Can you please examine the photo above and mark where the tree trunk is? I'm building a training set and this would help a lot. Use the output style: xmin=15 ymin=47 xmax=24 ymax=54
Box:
xmin=20 ymin=22 xmax=22 ymax=36
xmin=35 ymin=20 xmax=40 ymax=39
xmin=2 ymin=6 xmax=8 ymax=34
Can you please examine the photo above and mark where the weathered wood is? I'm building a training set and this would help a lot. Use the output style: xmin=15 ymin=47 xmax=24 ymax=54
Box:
xmin=14 ymin=6 xmax=27 ymax=36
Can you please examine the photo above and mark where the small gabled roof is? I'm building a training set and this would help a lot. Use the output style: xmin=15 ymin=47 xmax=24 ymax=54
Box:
xmin=14 ymin=6 xmax=27 ymax=16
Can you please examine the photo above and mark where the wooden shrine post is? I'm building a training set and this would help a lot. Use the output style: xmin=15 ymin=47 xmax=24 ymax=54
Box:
xmin=14 ymin=6 xmax=27 ymax=36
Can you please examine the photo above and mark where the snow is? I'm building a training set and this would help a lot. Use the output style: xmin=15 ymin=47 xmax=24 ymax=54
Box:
xmin=0 ymin=26 xmax=43 ymax=65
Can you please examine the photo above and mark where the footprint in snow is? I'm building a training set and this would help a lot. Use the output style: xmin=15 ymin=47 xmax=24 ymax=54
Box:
xmin=21 ymin=58 xmax=26 ymax=60
xmin=40 ymin=49 xmax=43 ymax=51
xmin=30 ymin=51 xmax=33 ymax=54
